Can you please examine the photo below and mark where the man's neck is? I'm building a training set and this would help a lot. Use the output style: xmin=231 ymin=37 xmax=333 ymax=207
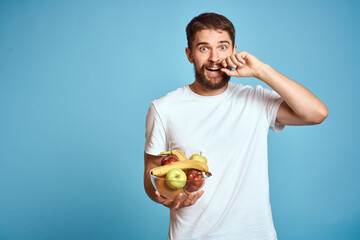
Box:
xmin=189 ymin=81 xmax=229 ymax=96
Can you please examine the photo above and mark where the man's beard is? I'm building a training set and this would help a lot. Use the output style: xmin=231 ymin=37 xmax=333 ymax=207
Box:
xmin=194 ymin=62 xmax=230 ymax=90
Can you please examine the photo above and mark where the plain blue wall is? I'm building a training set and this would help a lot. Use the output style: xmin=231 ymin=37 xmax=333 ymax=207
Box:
xmin=1 ymin=0 xmax=359 ymax=239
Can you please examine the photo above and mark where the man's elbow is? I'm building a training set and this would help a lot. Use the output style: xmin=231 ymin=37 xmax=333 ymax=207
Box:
xmin=308 ymin=107 xmax=328 ymax=125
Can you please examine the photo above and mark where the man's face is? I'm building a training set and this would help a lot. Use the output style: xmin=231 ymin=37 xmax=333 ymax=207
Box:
xmin=186 ymin=29 xmax=237 ymax=90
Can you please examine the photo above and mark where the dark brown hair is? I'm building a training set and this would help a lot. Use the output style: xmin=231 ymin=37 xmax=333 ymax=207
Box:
xmin=186 ymin=13 xmax=235 ymax=50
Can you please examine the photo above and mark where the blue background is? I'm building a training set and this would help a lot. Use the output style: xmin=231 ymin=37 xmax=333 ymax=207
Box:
xmin=1 ymin=0 xmax=359 ymax=239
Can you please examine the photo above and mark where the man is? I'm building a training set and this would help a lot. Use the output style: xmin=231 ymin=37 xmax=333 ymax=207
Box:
xmin=144 ymin=13 xmax=328 ymax=240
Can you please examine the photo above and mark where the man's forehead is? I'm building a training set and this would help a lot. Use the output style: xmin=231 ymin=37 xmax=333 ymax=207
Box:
xmin=193 ymin=29 xmax=232 ymax=45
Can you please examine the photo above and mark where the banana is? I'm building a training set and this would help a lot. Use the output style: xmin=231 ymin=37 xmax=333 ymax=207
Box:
xmin=158 ymin=149 xmax=188 ymax=161
xmin=151 ymin=160 xmax=210 ymax=177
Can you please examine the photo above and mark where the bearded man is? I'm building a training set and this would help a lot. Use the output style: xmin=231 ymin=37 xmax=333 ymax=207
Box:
xmin=144 ymin=13 xmax=328 ymax=240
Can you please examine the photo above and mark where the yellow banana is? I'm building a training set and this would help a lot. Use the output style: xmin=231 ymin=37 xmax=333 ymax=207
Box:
xmin=158 ymin=149 xmax=188 ymax=161
xmin=151 ymin=160 xmax=210 ymax=177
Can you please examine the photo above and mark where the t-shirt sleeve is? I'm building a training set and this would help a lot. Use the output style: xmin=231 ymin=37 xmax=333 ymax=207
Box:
xmin=145 ymin=103 xmax=167 ymax=155
xmin=261 ymin=87 xmax=285 ymax=133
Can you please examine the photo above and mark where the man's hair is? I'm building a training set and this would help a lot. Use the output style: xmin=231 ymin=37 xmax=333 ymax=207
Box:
xmin=186 ymin=13 xmax=235 ymax=50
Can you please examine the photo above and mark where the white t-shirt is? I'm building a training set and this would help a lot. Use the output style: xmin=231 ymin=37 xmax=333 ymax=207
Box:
xmin=145 ymin=82 xmax=285 ymax=240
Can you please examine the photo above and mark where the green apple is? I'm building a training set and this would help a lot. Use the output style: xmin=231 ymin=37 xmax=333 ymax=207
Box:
xmin=189 ymin=153 xmax=207 ymax=164
xmin=166 ymin=168 xmax=187 ymax=189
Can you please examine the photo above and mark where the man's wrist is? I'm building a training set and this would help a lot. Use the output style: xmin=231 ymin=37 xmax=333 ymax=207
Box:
xmin=254 ymin=63 xmax=272 ymax=81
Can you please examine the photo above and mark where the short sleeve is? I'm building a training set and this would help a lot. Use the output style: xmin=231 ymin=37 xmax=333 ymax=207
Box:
xmin=145 ymin=103 xmax=167 ymax=155
xmin=260 ymin=86 xmax=285 ymax=133
xmin=268 ymin=96 xmax=285 ymax=133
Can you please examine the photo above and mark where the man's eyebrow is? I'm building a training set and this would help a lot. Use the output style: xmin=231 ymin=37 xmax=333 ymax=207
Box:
xmin=196 ymin=42 xmax=209 ymax=47
xmin=219 ymin=41 xmax=231 ymax=45
xmin=195 ymin=40 xmax=231 ymax=47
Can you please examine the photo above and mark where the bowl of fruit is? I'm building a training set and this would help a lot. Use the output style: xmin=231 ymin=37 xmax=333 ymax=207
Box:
xmin=150 ymin=149 xmax=212 ymax=200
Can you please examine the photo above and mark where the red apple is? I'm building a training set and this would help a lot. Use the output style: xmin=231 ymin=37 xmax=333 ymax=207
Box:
xmin=160 ymin=155 xmax=179 ymax=166
xmin=185 ymin=169 xmax=204 ymax=192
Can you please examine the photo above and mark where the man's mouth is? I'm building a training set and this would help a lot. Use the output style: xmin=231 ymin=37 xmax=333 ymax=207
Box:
xmin=206 ymin=67 xmax=222 ymax=72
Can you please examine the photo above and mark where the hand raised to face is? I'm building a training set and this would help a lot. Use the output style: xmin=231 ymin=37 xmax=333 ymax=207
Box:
xmin=221 ymin=51 xmax=265 ymax=78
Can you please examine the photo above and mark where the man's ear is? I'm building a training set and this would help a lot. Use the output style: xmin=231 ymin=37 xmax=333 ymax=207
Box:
xmin=185 ymin=47 xmax=194 ymax=63
xmin=233 ymin=45 xmax=237 ymax=55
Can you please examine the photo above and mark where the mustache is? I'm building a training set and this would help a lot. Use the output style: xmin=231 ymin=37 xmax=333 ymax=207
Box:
xmin=202 ymin=64 xmax=234 ymax=71
xmin=203 ymin=64 xmax=222 ymax=68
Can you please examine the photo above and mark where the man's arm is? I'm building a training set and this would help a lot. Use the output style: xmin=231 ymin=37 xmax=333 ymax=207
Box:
xmin=221 ymin=51 xmax=328 ymax=125
xmin=144 ymin=152 xmax=163 ymax=202
xmin=144 ymin=152 xmax=204 ymax=210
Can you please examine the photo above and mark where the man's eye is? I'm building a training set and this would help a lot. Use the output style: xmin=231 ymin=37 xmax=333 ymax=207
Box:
xmin=200 ymin=47 xmax=208 ymax=51
xmin=220 ymin=45 xmax=227 ymax=50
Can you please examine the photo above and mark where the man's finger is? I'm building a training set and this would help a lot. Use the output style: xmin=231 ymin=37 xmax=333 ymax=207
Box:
xmin=190 ymin=190 xmax=204 ymax=205
xmin=155 ymin=191 xmax=171 ymax=206
xmin=183 ymin=193 xmax=196 ymax=206
xmin=170 ymin=193 xmax=183 ymax=209
xmin=225 ymin=56 xmax=237 ymax=69
xmin=155 ymin=191 xmax=165 ymax=202
xmin=155 ymin=191 xmax=170 ymax=202
xmin=235 ymin=53 xmax=246 ymax=65
xmin=221 ymin=68 xmax=237 ymax=77
xmin=221 ymin=59 xmax=228 ymax=68
xmin=238 ymin=50 xmax=249 ymax=59
xmin=231 ymin=55 xmax=242 ymax=67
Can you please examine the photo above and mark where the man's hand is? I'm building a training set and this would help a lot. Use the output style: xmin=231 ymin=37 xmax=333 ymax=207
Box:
xmin=221 ymin=51 xmax=265 ymax=78
xmin=155 ymin=190 xmax=204 ymax=210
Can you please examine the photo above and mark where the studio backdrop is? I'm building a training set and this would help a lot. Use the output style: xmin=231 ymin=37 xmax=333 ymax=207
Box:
xmin=0 ymin=0 xmax=359 ymax=239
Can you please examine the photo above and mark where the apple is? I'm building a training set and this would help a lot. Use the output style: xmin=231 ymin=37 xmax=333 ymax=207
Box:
xmin=189 ymin=153 xmax=207 ymax=164
xmin=166 ymin=168 xmax=187 ymax=189
xmin=161 ymin=155 xmax=179 ymax=166
xmin=154 ymin=177 xmax=182 ymax=199
xmin=185 ymin=169 xmax=204 ymax=192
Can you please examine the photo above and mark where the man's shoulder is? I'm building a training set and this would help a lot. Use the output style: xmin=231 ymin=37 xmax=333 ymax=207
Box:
xmin=152 ymin=85 xmax=189 ymax=107
xmin=228 ymin=82 xmax=258 ymax=96
xmin=229 ymin=82 xmax=274 ymax=95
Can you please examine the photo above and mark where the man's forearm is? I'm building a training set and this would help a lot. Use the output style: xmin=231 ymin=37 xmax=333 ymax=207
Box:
xmin=144 ymin=171 xmax=160 ymax=203
xmin=256 ymin=64 xmax=328 ymax=123
xmin=144 ymin=152 xmax=163 ymax=203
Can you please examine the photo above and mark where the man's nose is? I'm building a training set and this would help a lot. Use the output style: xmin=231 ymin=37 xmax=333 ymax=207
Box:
xmin=209 ymin=50 xmax=220 ymax=63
